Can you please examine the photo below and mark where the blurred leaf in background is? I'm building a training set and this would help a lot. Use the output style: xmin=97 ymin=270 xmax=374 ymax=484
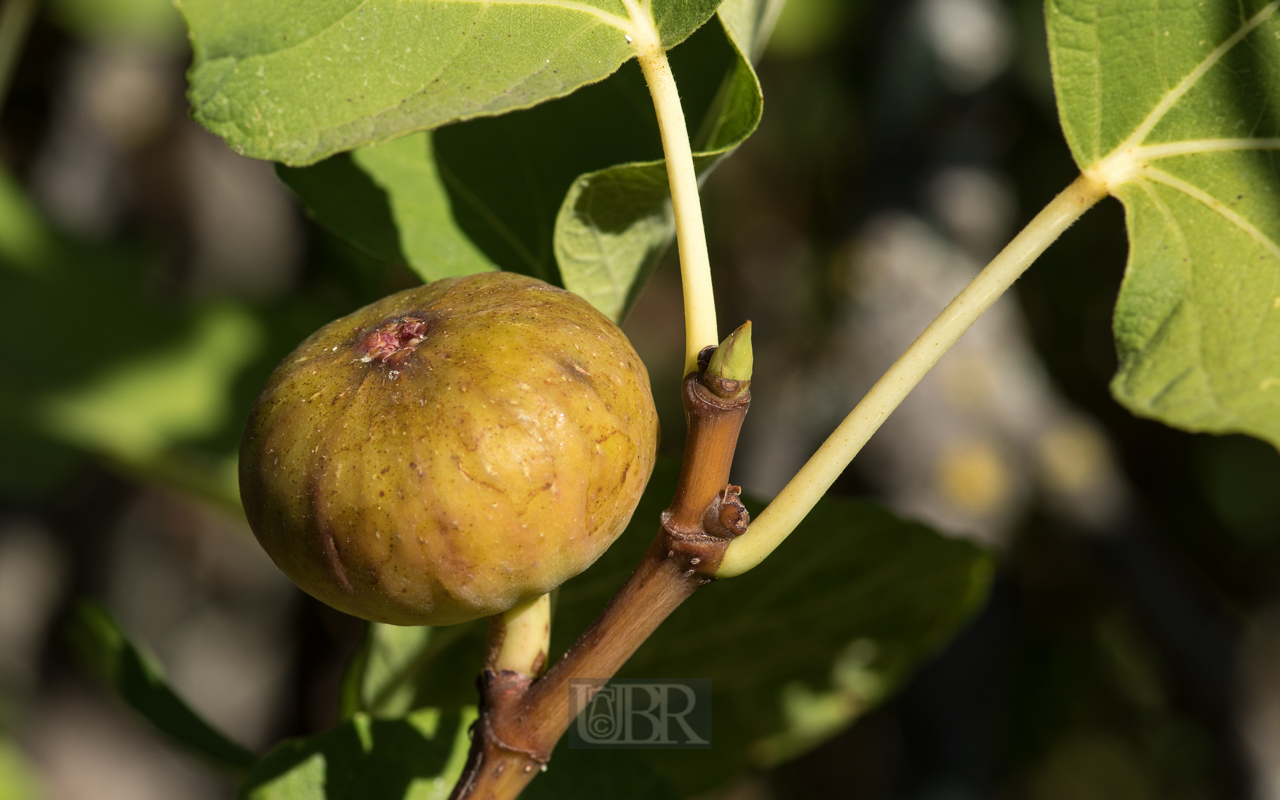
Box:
xmin=556 ymin=459 xmax=992 ymax=794
xmin=327 ymin=458 xmax=992 ymax=795
xmin=64 ymin=602 xmax=258 ymax=776
xmin=338 ymin=623 xmax=476 ymax=722
xmin=760 ymin=0 xmax=855 ymax=58
xmin=0 ymin=740 xmax=43 ymax=800
xmin=0 ymin=167 xmax=260 ymax=507
xmin=47 ymin=0 xmax=183 ymax=46
xmin=240 ymin=708 xmax=475 ymax=800
xmin=1196 ymin=435 xmax=1280 ymax=546
xmin=521 ymin=747 xmax=681 ymax=800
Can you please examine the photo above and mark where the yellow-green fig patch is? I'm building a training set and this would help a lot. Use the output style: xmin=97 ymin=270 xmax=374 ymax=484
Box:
xmin=239 ymin=272 xmax=659 ymax=626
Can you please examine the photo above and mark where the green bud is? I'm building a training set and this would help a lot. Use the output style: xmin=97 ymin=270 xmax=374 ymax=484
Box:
xmin=703 ymin=321 xmax=753 ymax=399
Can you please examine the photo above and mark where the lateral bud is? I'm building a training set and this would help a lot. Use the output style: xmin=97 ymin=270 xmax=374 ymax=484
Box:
xmin=700 ymin=322 xmax=753 ymax=400
xmin=703 ymin=484 xmax=749 ymax=540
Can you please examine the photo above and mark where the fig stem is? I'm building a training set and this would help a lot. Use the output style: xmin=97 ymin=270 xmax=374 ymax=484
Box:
xmin=449 ymin=340 xmax=752 ymax=800
xmin=487 ymin=594 xmax=551 ymax=678
xmin=715 ymin=173 xmax=1110 ymax=577
xmin=625 ymin=0 xmax=719 ymax=377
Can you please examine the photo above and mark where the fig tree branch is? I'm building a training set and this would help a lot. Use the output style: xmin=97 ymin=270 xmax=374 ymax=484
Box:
xmin=717 ymin=173 xmax=1110 ymax=577
xmin=450 ymin=333 xmax=753 ymax=800
xmin=451 ymin=11 xmax=745 ymax=794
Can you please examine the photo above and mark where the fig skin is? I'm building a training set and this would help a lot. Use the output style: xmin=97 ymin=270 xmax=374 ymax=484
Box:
xmin=239 ymin=272 xmax=659 ymax=626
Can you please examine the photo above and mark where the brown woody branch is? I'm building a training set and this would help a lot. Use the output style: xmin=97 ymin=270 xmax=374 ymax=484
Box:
xmin=450 ymin=363 xmax=751 ymax=800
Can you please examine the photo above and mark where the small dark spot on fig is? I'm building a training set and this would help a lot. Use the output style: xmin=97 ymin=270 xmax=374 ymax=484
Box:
xmin=379 ymin=491 xmax=385 ymax=497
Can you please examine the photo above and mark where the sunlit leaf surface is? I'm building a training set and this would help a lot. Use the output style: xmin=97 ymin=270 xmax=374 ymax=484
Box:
xmin=277 ymin=135 xmax=498 ymax=284
xmin=177 ymin=0 xmax=721 ymax=164
xmin=280 ymin=7 xmax=762 ymax=321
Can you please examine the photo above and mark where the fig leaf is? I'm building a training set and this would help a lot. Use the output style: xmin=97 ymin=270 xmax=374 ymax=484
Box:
xmin=176 ymin=0 xmax=721 ymax=165
xmin=1048 ymin=0 xmax=1280 ymax=447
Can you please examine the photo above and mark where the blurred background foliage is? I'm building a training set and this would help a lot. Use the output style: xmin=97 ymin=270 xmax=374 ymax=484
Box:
xmin=0 ymin=0 xmax=1278 ymax=798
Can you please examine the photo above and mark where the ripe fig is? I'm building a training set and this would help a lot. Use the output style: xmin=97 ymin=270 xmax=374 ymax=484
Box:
xmin=239 ymin=272 xmax=659 ymax=626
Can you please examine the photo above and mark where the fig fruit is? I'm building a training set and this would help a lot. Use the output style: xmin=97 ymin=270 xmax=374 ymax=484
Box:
xmin=239 ymin=272 xmax=659 ymax=626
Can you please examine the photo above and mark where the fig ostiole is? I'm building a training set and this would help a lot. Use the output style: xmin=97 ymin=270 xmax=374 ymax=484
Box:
xmin=239 ymin=272 xmax=659 ymax=626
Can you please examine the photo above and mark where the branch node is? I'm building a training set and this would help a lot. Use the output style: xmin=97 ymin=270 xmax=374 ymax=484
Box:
xmin=476 ymin=669 xmax=553 ymax=764
xmin=703 ymin=484 xmax=749 ymax=539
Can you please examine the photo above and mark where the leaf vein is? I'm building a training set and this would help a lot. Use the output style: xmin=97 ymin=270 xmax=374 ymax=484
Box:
xmin=1132 ymin=176 xmax=1195 ymax=324
xmin=1135 ymin=137 xmax=1280 ymax=161
xmin=1129 ymin=176 xmax=1251 ymax=420
xmin=1113 ymin=0 xmax=1279 ymax=155
xmin=1142 ymin=166 xmax=1280 ymax=262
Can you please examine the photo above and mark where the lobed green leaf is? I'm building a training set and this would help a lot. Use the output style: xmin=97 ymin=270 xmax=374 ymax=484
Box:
xmin=557 ymin=0 xmax=765 ymax=320
xmin=1048 ymin=0 xmax=1280 ymax=448
xmin=280 ymin=8 xmax=762 ymax=320
xmin=177 ymin=0 xmax=722 ymax=165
